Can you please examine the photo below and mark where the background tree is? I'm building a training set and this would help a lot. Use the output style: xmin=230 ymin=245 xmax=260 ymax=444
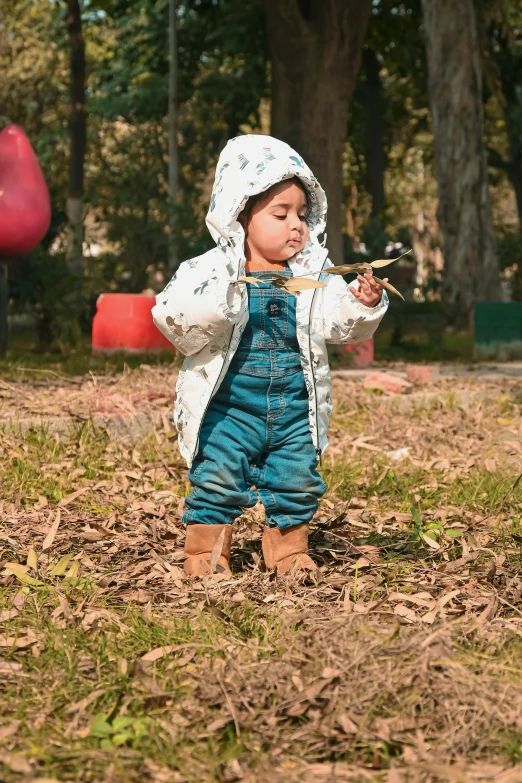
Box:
xmin=421 ymin=0 xmax=500 ymax=324
xmin=263 ymin=0 xmax=373 ymax=265
xmin=362 ymin=46 xmax=386 ymax=224
xmin=65 ymin=0 xmax=86 ymax=275
xmin=3 ymin=0 xmax=522 ymax=355
xmin=168 ymin=0 xmax=179 ymax=274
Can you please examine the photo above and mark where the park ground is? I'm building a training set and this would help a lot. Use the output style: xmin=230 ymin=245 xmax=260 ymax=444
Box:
xmin=2 ymin=352 xmax=522 ymax=782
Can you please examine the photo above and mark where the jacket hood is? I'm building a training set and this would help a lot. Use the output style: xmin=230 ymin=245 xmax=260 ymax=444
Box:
xmin=205 ymin=134 xmax=327 ymax=265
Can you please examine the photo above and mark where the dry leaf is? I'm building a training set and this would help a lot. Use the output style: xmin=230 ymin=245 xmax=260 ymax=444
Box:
xmin=0 ymin=634 xmax=38 ymax=649
xmin=2 ymin=563 xmax=43 ymax=586
xmin=321 ymin=667 xmax=341 ymax=679
xmin=0 ymin=720 xmax=21 ymax=742
xmin=27 ymin=548 xmax=38 ymax=570
xmin=280 ymin=278 xmax=326 ymax=294
xmin=323 ymin=263 xmax=373 ymax=276
xmin=59 ymin=487 xmax=91 ymax=506
xmin=421 ymin=533 xmax=441 ymax=550
xmin=41 ymin=510 xmax=61 ymax=552
xmin=0 ymin=608 xmax=19 ymax=622
xmin=0 ymin=662 xmax=22 ymax=676
xmin=337 ymin=712 xmax=359 ymax=734
xmin=370 ymin=249 xmax=412 ymax=268
xmin=141 ymin=645 xmax=175 ymax=662
xmin=372 ymin=275 xmax=405 ymax=301
xmin=50 ymin=554 xmax=73 ymax=577
xmin=394 ymin=604 xmax=418 ymax=622
xmin=65 ymin=561 xmax=79 ymax=580
xmin=4 ymin=753 xmax=32 ymax=774
xmin=206 ymin=716 xmax=231 ymax=733
xmin=65 ymin=688 xmax=105 ymax=715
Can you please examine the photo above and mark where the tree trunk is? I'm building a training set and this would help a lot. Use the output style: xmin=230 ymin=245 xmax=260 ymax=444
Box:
xmin=363 ymin=47 xmax=386 ymax=221
xmin=168 ymin=0 xmax=179 ymax=275
xmin=263 ymin=0 xmax=373 ymax=265
xmin=506 ymin=130 xmax=522 ymax=233
xmin=506 ymin=139 xmax=522 ymax=301
xmin=65 ymin=0 xmax=86 ymax=276
xmin=421 ymin=0 xmax=499 ymax=327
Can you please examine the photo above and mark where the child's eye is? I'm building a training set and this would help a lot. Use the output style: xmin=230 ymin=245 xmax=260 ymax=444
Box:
xmin=275 ymin=215 xmax=287 ymax=220
xmin=299 ymin=214 xmax=307 ymax=221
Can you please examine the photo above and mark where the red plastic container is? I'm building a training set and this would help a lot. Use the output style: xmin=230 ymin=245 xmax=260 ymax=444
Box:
xmin=0 ymin=125 xmax=51 ymax=256
xmin=92 ymin=293 xmax=175 ymax=354
xmin=340 ymin=337 xmax=374 ymax=368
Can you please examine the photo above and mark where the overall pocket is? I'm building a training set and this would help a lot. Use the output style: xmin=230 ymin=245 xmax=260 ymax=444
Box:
xmin=253 ymin=288 xmax=289 ymax=349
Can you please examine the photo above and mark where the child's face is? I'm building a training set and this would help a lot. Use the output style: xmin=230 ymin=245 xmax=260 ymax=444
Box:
xmin=243 ymin=180 xmax=309 ymax=263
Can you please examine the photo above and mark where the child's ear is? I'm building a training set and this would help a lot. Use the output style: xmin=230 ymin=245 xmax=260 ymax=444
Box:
xmin=238 ymin=211 xmax=248 ymax=231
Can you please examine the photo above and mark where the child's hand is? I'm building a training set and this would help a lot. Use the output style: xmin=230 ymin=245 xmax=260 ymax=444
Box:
xmin=349 ymin=274 xmax=386 ymax=308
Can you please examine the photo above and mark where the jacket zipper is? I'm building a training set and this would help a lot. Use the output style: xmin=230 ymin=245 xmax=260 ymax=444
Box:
xmin=190 ymin=265 xmax=243 ymax=463
xmin=308 ymin=259 xmax=328 ymax=466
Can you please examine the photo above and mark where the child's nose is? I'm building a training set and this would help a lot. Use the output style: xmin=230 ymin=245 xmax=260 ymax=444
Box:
xmin=289 ymin=214 xmax=302 ymax=231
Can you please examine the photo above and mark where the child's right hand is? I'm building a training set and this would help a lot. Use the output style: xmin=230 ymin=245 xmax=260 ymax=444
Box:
xmin=349 ymin=274 xmax=386 ymax=308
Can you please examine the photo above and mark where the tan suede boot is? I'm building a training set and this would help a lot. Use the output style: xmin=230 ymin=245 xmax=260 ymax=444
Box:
xmin=183 ymin=524 xmax=232 ymax=576
xmin=262 ymin=524 xmax=319 ymax=576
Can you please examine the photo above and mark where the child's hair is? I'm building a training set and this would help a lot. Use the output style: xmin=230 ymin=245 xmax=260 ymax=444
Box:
xmin=240 ymin=176 xmax=310 ymax=226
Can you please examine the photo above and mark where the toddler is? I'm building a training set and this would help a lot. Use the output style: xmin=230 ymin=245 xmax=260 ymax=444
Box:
xmin=153 ymin=135 xmax=388 ymax=577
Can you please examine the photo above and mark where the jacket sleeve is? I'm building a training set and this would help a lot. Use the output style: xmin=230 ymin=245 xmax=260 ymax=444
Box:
xmin=320 ymin=261 xmax=389 ymax=344
xmin=151 ymin=262 xmax=243 ymax=356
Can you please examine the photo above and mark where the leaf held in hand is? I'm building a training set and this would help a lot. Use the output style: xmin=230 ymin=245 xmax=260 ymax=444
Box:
xmin=370 ymin=249 xmax=412 ymax=268
xmin=372 ymin=276 xmax=405 ymax=301
xmin=281 ymin=278 xmax=327 ymax=294
xmin=323 ymin=263 xmax=372 ymax=276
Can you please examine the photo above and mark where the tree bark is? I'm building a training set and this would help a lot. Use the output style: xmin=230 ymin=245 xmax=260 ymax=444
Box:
xmin=421 ymin=0 xmax=499 ymax=326
xmin=504 ymin=99 xmax=522 ymax=232
xmin=168 ymin=0 xmax=179 ymax=275
xmin=263 ymin=0 xmax=373 ymax=265
xmin=65 ymin=0 xmax=86 ymax=275
xmin=363 ymin=47 xmax=386 ymax=221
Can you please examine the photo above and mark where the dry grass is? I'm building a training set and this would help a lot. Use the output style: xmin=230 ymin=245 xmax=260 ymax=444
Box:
xmin=1 ymin=368 xmax=522 ymax=782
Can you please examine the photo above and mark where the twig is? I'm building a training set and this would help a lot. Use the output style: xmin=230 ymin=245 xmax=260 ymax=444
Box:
xmin=17 ymin=368 xmax=83 ymax=383
xmin=216 ymin=673 xmax=241 ymax=737
xmin=497 ymin=595 xmax=522 ymax=618
xmin=0 ymin=378 xmax=34 ymax=400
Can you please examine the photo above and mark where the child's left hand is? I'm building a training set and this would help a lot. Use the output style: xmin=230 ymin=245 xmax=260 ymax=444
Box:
xmin=349 ymin=274 xmax=386 ymax=308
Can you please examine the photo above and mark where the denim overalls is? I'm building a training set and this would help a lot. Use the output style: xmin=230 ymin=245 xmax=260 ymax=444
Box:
xmin=183 ymin=268 xmax=326 ymax=529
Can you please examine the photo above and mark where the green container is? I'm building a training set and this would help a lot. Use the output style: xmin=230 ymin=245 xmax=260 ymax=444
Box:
xmin=475 ymin=302 xmax=522 ymax=359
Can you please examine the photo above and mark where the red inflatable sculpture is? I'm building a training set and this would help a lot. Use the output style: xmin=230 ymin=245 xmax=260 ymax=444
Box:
xmin=0 ymin=125 xmax=51 ymax=256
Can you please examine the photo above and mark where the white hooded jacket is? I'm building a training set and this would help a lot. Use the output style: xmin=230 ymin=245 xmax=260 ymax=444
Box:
xmin=152 ymin=135 xmax=388 ymax=466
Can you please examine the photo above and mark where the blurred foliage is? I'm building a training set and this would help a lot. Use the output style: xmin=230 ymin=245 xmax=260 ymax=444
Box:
xmin=9 ymin=251 xmax=81 ymax=352
xmin=0 ymin=0 xmax=521 ymax=351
